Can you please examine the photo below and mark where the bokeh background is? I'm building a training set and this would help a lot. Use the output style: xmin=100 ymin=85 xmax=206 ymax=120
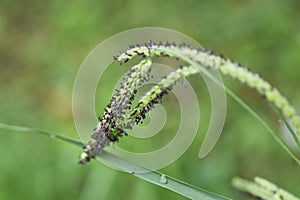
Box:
xmin=1 ymin=0 xmax=300 ymax=199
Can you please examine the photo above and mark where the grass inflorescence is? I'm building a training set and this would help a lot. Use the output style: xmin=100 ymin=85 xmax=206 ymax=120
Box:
xmin=80 ymin=41 xmax=300 ymax=164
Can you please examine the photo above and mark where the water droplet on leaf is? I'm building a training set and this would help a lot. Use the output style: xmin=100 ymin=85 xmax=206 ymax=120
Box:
xmin=159 ymin=174 xmax=168 ymax=184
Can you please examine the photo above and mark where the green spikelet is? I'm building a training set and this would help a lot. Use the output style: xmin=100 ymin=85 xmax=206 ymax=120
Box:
xmin=130 ymin=66 xmax=198 ymax=122
xmin=81 ymin=41 xmax=300 ymax=164
xmin=115 ymin=42 xmax=300 ymax=136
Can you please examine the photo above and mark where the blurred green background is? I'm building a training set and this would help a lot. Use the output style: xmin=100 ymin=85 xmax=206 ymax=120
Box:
xmin=1 ymin=0 xmax=300 ymax=199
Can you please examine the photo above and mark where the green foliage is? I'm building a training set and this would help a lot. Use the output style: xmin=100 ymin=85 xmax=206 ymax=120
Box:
xmin=232 ymin=177 xmax=300 ymax=200
xmin=1 ymin=0 xmax=300 ymax=199
xmin=0 ymin=123 xmax=230 ymax=199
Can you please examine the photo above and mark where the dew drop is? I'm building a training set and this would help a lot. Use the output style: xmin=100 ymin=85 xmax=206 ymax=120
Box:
xmin=159 ymin=174 xmax=168 ymax=184
xmin=49 ymin=133 xmax=55 ymax=138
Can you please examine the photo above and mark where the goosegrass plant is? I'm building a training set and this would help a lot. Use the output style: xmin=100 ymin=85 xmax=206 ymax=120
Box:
xmin=1 ymin=41 xmax=300 ymax=199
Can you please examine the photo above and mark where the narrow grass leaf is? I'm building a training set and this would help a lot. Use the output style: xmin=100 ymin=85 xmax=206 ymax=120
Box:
xmin=0 ymin=123 xmax=231 ymax=200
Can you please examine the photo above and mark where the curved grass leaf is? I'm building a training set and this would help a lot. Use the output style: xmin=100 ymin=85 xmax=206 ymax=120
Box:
xmin=202 ymin=69 xmax=300 ymax=165
xmin=271 ymin=105 xmax=300 ymax=150
xmin=0 ymin=123 xmax=82 ymax=147
xmin=96 ymin=151 xmax=230 ymax=200
xmin=151 ymin=47 xmax=300 ymax=165
xmin=223 ymin=88 xmax=300 ymax=165
xmin=0 ymin=123 xmax=230 ymax=200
